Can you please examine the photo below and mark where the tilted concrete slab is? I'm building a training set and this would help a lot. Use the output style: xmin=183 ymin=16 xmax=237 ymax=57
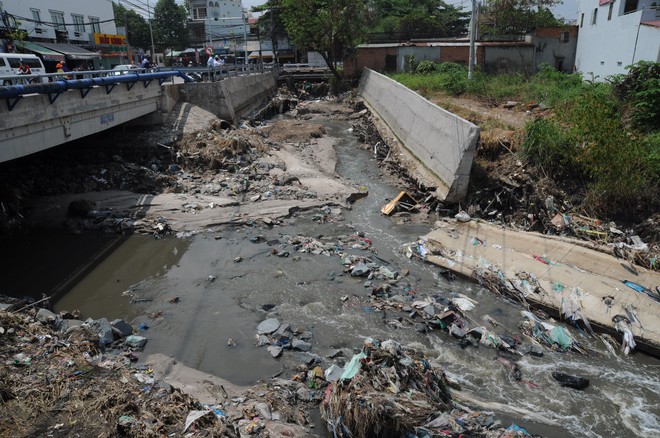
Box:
xmin=420 ymin=219 xmax=660 ymax=356
xmin=358 ymin=68 xmax=479 ymax=202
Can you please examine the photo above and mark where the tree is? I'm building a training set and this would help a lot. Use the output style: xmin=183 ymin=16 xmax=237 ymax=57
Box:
xmin=152 ymin=0 xmax=189 ymax=51
xmin=365 ymin=0 xmax=469 ymax=39
xmin=112 ymin=2 xmax=151 ymax=50
xmin=252 ymin=0 xmax=287 ymax=64
xmin=481 ymin=0 xmax=561 ymax=36
xmin=279 ymin=0 xmax=367 ymax=80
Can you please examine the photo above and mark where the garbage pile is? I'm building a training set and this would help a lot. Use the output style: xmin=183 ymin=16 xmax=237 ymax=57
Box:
xmin=319 ymin=338 xmax=537 ymax=438
xmin=0 ymin=297 xmax=327 ymax=437
xmin=0 ymin=302 xmax=230 ymax=437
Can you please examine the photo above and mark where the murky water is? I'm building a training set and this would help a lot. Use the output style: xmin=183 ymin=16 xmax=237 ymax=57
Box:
xmin=4 ymin=115 xmax=659 ymax=437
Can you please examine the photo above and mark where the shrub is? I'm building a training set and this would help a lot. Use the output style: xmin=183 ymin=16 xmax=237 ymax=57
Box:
xmin=415 ymin=60 xmax=440 ymax=75
xmin=611 ymin=61 xmax=660 ymax=133
xmin=521 ymin=118 xmax=576 ymax=172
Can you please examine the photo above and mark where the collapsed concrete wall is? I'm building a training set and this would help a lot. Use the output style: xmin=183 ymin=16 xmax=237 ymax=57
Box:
xmin=181 ymin=72 xmax=277 ymax=123
xmin=358 ymin=68 xmax=479 ymax=202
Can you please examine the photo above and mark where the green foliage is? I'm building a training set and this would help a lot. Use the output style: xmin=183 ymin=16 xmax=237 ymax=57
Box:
xmin=521 ymin=118 xmax=576 ymax=171
xmin=152 ymin=0 xmax=189 ymax=50
xmin=394 ymin=62 xmax=469 ymax=95
xmin=365 ymin=0 xmax=469 ymax=38
xmin=555 ymin=85 xmax=657 ymax=212
xmin=481 ymin=1 xmax=561 ymax=36
xmin=391 ymin=65 xmax=659 ymax=216
xmin=415 ymin=60 xmax=440 ymax=75
xmin=112 ymin=2 xmax=152 ymax=50
xmin=281 ymin=0 xmax=366 ymax=79
xmin=611 ymin=61 xmax=660 ymax=133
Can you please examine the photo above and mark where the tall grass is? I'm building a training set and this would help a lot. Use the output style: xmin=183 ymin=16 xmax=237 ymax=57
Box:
xmin=389 ymin=62 xmax=660 ymax=218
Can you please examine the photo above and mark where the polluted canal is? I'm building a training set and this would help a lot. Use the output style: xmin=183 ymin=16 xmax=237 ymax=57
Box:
xmin=5 ymin=98 xmax=659 ymax=437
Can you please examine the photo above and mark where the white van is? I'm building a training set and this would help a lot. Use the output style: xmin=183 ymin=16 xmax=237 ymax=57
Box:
xmin=0 ymin=53 xmax=47 ymax=84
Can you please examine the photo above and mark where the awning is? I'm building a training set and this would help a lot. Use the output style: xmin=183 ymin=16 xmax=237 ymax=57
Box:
xmin=32 ymin=42 xmax=101 ymax=60
xmin=165 ymin=50 xmax=183 ymax=58
xmin=17 ymin=41 xmax=65 ymax=62
xmin=248 ymin=50 xmax=295 ymax=59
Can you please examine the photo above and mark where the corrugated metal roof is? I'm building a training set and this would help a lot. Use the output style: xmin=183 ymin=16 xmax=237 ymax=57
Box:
xmin=641 ymin=20 xmax=660 ymax=28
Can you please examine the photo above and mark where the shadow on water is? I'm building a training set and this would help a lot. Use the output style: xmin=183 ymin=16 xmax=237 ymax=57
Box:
xmin=0 ymin=230 xmax=125 ymax=302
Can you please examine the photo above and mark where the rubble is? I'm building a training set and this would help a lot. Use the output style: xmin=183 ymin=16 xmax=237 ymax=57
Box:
xmin=318 ymin=338 xmax=534 ymax=438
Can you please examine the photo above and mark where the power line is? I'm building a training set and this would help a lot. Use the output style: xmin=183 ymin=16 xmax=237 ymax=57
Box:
xmin=7 ymin=13 xmax=117 ymax=27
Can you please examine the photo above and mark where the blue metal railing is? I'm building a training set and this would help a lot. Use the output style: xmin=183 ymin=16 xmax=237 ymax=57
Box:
xmin=0 ymin=70 xmax=193 ymax=111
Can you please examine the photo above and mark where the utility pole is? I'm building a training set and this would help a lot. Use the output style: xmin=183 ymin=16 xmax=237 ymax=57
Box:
xmin=468 ymin=0 xmax=477 ymax=80
xmin=243 ymin=10 xmax=248 ymax=65
xmin=119 ymin=0 xmax=132 ymax=65
xmin=147 ymin=0 xmax=156 ymax=59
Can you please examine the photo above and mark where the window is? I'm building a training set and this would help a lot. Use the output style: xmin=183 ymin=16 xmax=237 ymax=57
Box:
xmin=31 ymin=8 xmax=41 ymax=25
xmin=591 ymin=8 xmax=598 ymax=25
xmin=50 ymin=10 xmax=65 ymax=31
xmin=608 ymin=3 xmax=614 ymax=20
xmin=89 ymin=16 xmax=100 ymax=33
xmin=560 ymin=31 xmax=569 ymax=43
xmin=580 ymin=13 xmax=584 ymax=27
xmin=72 ymin=14 xmax=85 ymax=33
xmin=193 ymin=7 xmax=207 ymax=19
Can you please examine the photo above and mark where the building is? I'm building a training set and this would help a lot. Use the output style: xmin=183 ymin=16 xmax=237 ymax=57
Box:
xmin=0 ymin=0 xmax=124 ymax=70
xmin=186 ymin=0 xmax=246 ymax=46
xmin=343 ymin=27 xmax=579 ymax=78
xmin=575 ymin=0 xmax=660 ymax=79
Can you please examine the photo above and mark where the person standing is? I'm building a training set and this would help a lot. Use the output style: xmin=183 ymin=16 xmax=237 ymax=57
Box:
xmin=16 ymin=59 xmax=32 ymax=84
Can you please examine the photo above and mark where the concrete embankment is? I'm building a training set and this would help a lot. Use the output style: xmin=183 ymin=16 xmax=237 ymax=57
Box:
xmin=358 ymin=68 xmax=479 ymax=202
xmin=173 ymin=72 xmax=277 ymax=124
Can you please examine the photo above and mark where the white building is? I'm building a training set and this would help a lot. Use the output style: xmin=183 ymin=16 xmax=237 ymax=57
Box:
xmin=187 ymin=0 xmax=246 ymax=44
xmin=0 ymin=0 xmax=116 ymax=45
xmin=575 ymin=0 xmax=660 ymax=79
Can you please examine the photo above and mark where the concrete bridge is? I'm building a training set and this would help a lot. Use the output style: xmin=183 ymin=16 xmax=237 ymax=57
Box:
xmin=0 ymin=66 xmax=278 ymax=164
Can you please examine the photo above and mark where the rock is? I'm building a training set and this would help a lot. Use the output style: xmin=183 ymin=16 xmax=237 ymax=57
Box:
xmin=91 ymin=318 xmax=114 ymax=345
xmin=298 ymin=331 xmax=313 ymax=340
xmin=415 ymin=323 xmax=427 ymax=333
xmin=267 ymin=346 xmax=283 ymax=358
xmin=256 ymin=335 xmax=271 ymax=347
xmin=257 ymin=318 xmax=281 ymax=335
xmin=274 ymin=323 xmax=293 ymax=341
xmin=125 ymin=335 xmax=148 ymax=348
xmin=328 ymin=349 xmax=344 ymax=359
xmin=350 ymin=263 xmax=370 ymax=277
xmin=552 ymin=372 xmax=589 ymax=390
xmin=111 ymin=319 xmax=133 ymax=337
xmin=255 ymin=402 xmax=272 ymax=420
xmin=292 ymin=340 xmax=312 ymax=351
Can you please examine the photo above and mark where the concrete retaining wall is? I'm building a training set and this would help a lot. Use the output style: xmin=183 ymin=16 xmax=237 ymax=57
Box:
xmin=358 ymin=68 xmax=479 ymax=202
xmin=0 ymin=81 xmax=161 ymax=163
xmin=181 ymin=72 xmax=277 ymax=123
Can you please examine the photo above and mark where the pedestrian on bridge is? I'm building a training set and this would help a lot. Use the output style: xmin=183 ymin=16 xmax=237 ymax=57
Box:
xmin=56 ymin=61 xmax=71 ymax=80
xmin=17 ymin=60 xmax=31 ymax=76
